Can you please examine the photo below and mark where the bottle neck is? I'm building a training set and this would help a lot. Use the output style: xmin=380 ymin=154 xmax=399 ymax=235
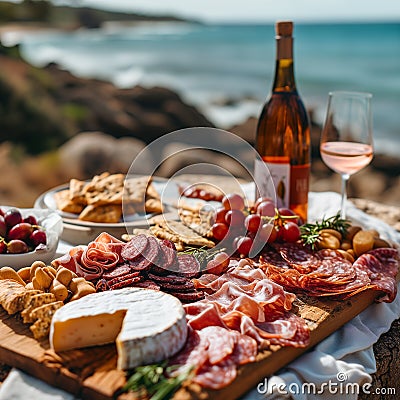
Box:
xmin=272 ymin=36 xmax=297 ymax=93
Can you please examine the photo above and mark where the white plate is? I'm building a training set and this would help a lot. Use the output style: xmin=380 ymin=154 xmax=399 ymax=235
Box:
xmin=0 ymin=207 xmax=63 ymax=270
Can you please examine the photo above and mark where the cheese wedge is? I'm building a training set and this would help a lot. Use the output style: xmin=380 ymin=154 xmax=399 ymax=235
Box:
xmin=49 ymin=288 xmax=188 ymax=369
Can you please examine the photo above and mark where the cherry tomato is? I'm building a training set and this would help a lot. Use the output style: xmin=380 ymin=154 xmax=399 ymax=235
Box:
xmin=245 ymin=214 xmax=261 ymax=233
xmin=222 ymin=193 xmax=245 ymax=211
xmin=212 ymin=223 xmax=229 ymax=241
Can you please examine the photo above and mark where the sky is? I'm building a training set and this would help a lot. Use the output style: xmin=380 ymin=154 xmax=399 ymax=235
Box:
xmin=64 ymin=0 xmax=400 ymax=23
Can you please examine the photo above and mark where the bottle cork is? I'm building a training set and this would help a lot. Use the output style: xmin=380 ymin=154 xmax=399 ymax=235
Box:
xmin=276 ymin=21 xmax=293 ymax=37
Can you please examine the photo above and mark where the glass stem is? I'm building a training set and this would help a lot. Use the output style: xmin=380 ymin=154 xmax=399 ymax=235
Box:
xmin=340 ymin=174 xmax=350 ymax=219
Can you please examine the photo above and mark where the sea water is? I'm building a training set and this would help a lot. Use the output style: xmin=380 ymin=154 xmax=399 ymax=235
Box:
xmin=14 ymin=22 xmax=400 ymax=155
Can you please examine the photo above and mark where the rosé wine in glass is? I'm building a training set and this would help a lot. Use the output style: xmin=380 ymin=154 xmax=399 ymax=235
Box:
xmin=320 ymin=141 xmax=373 ymax=175
xmin=320 ymin=91 xmax=373 ymax=218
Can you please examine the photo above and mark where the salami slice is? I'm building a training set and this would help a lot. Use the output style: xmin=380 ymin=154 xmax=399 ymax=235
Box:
xmin=121 ymin=234 xmax=149 ymax=261
xmin=147 ymin=273 xmax=190 ymax=285
xmin=109 ymin=276 xmax=143 ymax=290
xmin=156 ymin=241 xmax=179 ymax=273
xmin=102 ymin=264 xmax=131 ymax=280
xmin=129 ymin=237 xmax=160 ymax=271
xmin=132 ymin=280 xmax=161 ymax=291
xmin=107 ymin=271 xmax=141 ymax=287
xmin=175 ymin=254 xmax=201 ymax=278
xmin=158 ymin=280 xmax=196 ymax=293
xmin=172 ymin=290 xmax=205 ymax=303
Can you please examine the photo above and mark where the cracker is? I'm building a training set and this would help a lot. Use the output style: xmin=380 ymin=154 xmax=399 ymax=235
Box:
xmin=123 ymin=176 xmax=151 ymax=204
xmin=79 ymin=204 xmax=122 ymax=223
xmin=84 ymin=174 xmax=125 ymax=206
xmin=146 ymin=182 xmax=160 ymax=200
xmin=179 ymin=209 xmax=213 ymax=238
xmin=30 ymin=318 xmax=51 ymax=340
xmin=145 ymin=198 xmax=163 ymax=214
xmin=152 ymin=221 xmax=214 ymax=248
xmin=69 ymin=179 xmax=87 ymax=204
xmin=54 ymin=190 xmax=85 ymax=214
xmin=29 ymin=301 xmax=63 ymax=323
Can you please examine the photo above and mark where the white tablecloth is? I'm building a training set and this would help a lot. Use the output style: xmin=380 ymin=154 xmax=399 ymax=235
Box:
xmin=0 ymin=192 xmax=399 ymax=400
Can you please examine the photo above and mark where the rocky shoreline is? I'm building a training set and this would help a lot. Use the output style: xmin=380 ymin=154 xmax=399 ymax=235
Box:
xmin=0 ymin=43 xmax=398 ymax=208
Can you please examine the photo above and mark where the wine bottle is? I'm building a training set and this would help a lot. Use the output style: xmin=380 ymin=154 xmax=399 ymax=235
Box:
xmin=254 ymin=21 xmax=311 ymax=222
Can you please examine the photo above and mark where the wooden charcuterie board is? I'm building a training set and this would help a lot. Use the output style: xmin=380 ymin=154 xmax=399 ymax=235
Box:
xmin=0 ymin=287 xmax=382 ymax=400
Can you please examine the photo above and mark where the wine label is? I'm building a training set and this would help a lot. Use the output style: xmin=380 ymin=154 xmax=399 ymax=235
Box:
xmin=254 ymin=159 xmax=290 ymax=208
xmin=290 ymin=164 xmax=310 ymax=205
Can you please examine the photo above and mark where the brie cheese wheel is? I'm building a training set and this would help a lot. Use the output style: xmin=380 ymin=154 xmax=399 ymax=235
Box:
xmin=49 ymin=287 xmax=188 ymax=369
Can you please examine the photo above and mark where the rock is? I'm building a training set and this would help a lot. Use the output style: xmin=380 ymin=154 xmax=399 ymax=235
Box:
xmin=58 ymin=132 xmax=150 ymax=179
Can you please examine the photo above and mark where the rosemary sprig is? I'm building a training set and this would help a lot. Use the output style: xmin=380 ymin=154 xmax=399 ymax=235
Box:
xmin=300 ymin=212 xmax=351 ymax=250
xmin=178 ymin=246 xmax=225 ymax=267
xmin=123 ymin=362 xmax=193 ymax=400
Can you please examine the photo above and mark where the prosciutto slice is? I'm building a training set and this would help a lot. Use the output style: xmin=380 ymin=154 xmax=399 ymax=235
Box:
xmin=185 ymin=264 xmax=310 ymax=350
xmin=52 ymin=233 xmax=124 ymax=280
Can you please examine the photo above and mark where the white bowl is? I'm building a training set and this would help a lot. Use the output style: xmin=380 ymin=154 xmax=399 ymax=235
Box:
xmin=0 ymin=207 xmax=63 ymax=270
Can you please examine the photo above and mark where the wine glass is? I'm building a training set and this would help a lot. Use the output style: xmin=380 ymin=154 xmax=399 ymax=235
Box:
xmin=320 ymin=91 xmax=373 ymax=218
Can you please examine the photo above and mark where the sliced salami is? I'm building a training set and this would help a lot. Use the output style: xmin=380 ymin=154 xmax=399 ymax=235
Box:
xmin=172 ymin=290 xmax=205 ymax=303
xmin=129 ymin=237 xmax=160 ymax=271
xmin=132 ymin=280 xmax=161 ymax=291
xmin=107 ymin=271 xmax=141 ymax=287
xmin=102 ymin=264 xmax=131 ymax=280
xmin=109 ymin=276 xmax=143 ymax=290
xmin=157 ymin=280 xmax=196 ymax=293
xmin=175 ymin=254 xmax=201 ymax=278
xmin=121 ymin=234 xmax=149 ymax=261
xmin=147 ymin=273 xmax=190 ymax=285
xmin=155 ymin=241 xmax=179 ymax=274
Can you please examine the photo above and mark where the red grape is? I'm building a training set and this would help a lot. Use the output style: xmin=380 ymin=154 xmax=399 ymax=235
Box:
xmin=7 ymin=239 xmax=29 ymax=254
xmin=0 ymin=241 xmax=6 ymax=254
xmin=23 ymin=215 xmax=38 ymax=226
xmin=212 ymin=223 xmax=229 ymax=241
xmin=225 ymin=209 xmax=245 ymax=228
xmin=237 ymin=236 xmax=253 ymax=256
xmin=8 ymin=223 xmax=33 ymax=241
xmin=281 ymin=222 xmax=301 ymax=242
xmin=258 ymin=223 xmax=274 ymax=243
xmin=245 ymin=214 xmax=261 ymax=233
xmin=206 ymin=252 xmax=230 ymax=275
xmin=257 ymin=201 xmax=276 ymax=217
xmin=222 ymin=193 xmax=245 ymax=211
xmin=0 ymin=208 xmax=4 ymax=217
xmin=214 ymin=207 xmax=228 ymax=224
xmin=4 ymin=209 xmax=22 ymax=228
xmin=232 ymin=235 xmax=243 ymax=250
xmin=254 ymin=196 xmax=273 ymax=211
xmin=29 ymin=230 xmax=47 ymax=247
xmin=0 ymin=216 xmax=6 ymax=238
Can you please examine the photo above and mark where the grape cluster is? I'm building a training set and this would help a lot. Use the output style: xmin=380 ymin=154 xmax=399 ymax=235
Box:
xmin=0 ymin=208 xmax=47 ymax=254
xmin=211 ymin=193 xmax=302 ymax=257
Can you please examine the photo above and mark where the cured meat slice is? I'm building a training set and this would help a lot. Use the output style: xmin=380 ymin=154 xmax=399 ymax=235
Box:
xmin=102 ymin=264 xmax=131 ymax=280
xmin=147 ymin=273 xmax=190 ymax=285
xmin=185 ymin=302 xmax=227 ymax=330
xmin=129 ymin=237 xmax=160 ymax=271
xmin=132 ymin=280 xmax=161 ymax=291
xmin=192 ymin=273 xmax=219 ymax=289
xmin=109 ymin=276 xmax=143 ymax=290
xmin=192 ymin=360 xmax=237 ymax=390
xmin=52 ymin=247 xmax=85 ymax=274
xmin=107 ymin=271 xmax=141 ymax=287
xmin=200 ymin=326 xmax=235 ymax=364
xmin=121 ymin=234 xmax=149 ymax=261
xmin=157 ymin=280 xmax=196 ymax=293
xmin=366 ymin=248 xmax=399 ymax=278
xmin=172 ymin=291 xmax=205 ymax=303
xmin=170 ymin=325 xmax=257 ymax=390
xmin=175 ymin=254 xmax=201 ymax=278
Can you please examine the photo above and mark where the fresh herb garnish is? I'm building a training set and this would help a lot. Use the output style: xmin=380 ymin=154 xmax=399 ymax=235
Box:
xmin=123 ymin=362 xmax=193 ymax=400
xmin=300 ymin=212 xmax=351 ymax=250
xmin=179 ymin=246 xmax=225 ymax=267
